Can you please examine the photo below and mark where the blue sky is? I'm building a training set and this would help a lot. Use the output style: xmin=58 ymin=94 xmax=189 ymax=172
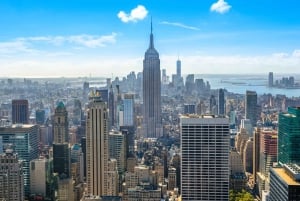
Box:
xmin=0 ymin=0 xmax=300 ymax=77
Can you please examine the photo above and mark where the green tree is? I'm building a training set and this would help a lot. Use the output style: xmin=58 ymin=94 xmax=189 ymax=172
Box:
xmin=229 ymin=190 xmax=254 ymax=201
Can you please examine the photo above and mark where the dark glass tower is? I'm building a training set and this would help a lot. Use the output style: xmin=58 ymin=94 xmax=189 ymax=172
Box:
xmin=12 ymin=99 xmax=29 ymax=124
xmin=218 ymin=88 xmax=225 ymax=115
xmin=278 ymin=107 xmax=300 ymax=165
xmin=142 ymin=21 xmax=162 ymax=138
xmin=245 ymin=90 xmax=258 ymax=126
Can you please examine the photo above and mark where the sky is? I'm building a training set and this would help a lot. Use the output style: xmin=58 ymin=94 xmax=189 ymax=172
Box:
xmin=0 ymin=0 xmax=300 ymax=77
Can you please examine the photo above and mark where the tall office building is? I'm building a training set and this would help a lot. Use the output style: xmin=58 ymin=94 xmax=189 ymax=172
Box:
xmin=256 ymin=128 xmax=277 ymax=196
xmin=123 ymin=94 xmax=134 ymax=126
xmin=53 ymin=143 xmax=71 ymax=177
xmin=109 ymin=85 xmax=115 ymax=129
xmin=209 ymin=95 xmax=217 ymax=114
xmin=30 ymin=157 xmax=53 ymax=199
xmin=142 ymin=21 xmax=162 ymax=138
xmin=176 ymin=59 xmax=181 ymax=77
xmin=269 ymin=164 xmax=300 ymax=201
xmin=278 ymin=107 xmax=300 ymax=165
xmin=86 ymin=92 xmax=109 ymax=196
xmin=0 ymin=150 xmax=24 ymax=201
xmin=184 ymin=104 xmax=196 ymax=114
xmin=36 ymin=109 xmax=45 ymax=125
xmin=245 ymin=90 xmax=258 ymax=126
xmin=268 ymin=72 xmax=273 ymax=87
xmin=53 ymin=102 xmax=68 ymax=143
xmin=243 ymin=137 xmax=253 ymax=173
xmin=218 ymin=88 xmax=225 ymax=115
xmin=12 ymin=99 xmax=29 ymax=124
xmin=53 ymin=102 xmax=70 ymax=178
xmin=81 ymin=137 xmax=87 ymax=178
xmin=0 ymin=124 xmax=38 ymax=196
xmin=229 ymin=148 xmax=246 ymax=191
xmin=180 ymin=115 xmax=229 ymax=201
xmin=185 ymin=74 xmax=195 ymax=92
xmin=109 ymin=130 xmax=127 ymax=173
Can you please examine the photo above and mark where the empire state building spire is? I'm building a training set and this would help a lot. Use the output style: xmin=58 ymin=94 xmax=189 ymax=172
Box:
xmin=149 ymin=18 xmax=154 ymax=49
xmin=143 ymin=19 xmax=162 ymax=138
xmin=145 ymin=19 xmax=158 ymax=58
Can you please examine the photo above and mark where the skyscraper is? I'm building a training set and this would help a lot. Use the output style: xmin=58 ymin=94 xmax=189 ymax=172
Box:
xmin=269 ymin=164 xmax=300 ymax=201
xmin=53 ymin=102 xmax=70 ymax=178
xmin=268 ymin=72 xmax=273 ymax=87
xmin=256 ymin=128 xmax=277 ymax=196
xmin=86 ymin=92 xmax=109 ymax=196
xmin=30 ymin=157 xmax=53 ymax=199
xmin=209 ymin=95 xmax=217 ymax=114
xmin=109 ymin=130 xmax=127 ymax=173
xmin=0 ymin=150 xmax=24 ymax=201
xmin=109 ymin=85 xmax=115 ymax=130
xmin=123 ymin=94 xmax=134 ymax=126
xmin=180 ymin=115 xmax=229 ymax=201
xmin=12 ymin=99 xmax=29 ymax=124
xmin=278 ymin=107 xmax=300 ymax=165
xmin=245 ymin=90 xmax=258 ymax=126
xmin=142 ymin=21 xmax=162 ymax=138
xmin=176 ymin=59 xmax=181 ymax=77
xmin=53 ymin=102 xmax=68 ymax=143
xmin=218 ymin=88 xmax=225 ymax=115
xmin=0 ymin=124 xmax=39 ymax=196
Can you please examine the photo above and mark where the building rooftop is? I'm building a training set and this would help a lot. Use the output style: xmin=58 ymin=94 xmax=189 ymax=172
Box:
xmin=272 ymin=167 xmax=300 ymax=186
xmin=0 ymin=124 xmax=36 ymax=129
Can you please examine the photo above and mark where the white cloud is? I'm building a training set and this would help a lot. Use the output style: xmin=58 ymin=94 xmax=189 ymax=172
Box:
xmin=0 ymin=33 xmax=117 ymax=54
xmin=0 ymin=40 xmax=35 ymax=54
xmin=117 ymin=5 xmax=148 ymax=23
xmin=1 ymin=51 xmax=300 ymax=78
xmin=160 ymin=21 xmax=200 ymax=31
xmin=19 ymin=33 xmax=117 ymax=48
xmin=67 ymin=33 xmax=117 ymax=48
xmin=292 ymin=49 xmax=300 ymax=57
xmin=210 ymin=0 xmax=231 ymax=14
xmin=272 ymin=52 xmax=289 ymax=58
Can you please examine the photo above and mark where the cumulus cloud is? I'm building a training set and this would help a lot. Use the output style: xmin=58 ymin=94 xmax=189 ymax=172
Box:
xmin=117 ymin=5 xmax=148 ymax=23
xmin=160 ymin=21 xmax=200 ymax=31
xmin=210 ymin=0 xmax=231 ymax=14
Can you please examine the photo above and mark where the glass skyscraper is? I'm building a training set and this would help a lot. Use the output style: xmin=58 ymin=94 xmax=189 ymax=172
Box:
xmin=0 ymin=124 xmax=39 ymax=196
xmin=278 ymin=107 xmax=300 ymax=165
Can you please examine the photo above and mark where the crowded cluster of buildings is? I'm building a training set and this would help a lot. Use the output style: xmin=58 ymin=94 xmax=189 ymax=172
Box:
xmin=1 ymin=25 xmax=300 ymax=201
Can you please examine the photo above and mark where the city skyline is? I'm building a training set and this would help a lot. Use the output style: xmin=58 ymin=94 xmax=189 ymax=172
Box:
xmin=1 ymin=0 xmax=300 ymax=77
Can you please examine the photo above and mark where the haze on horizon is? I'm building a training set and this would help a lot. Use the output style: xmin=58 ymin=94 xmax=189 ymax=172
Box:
xmin=0 ymin=0 xmax=300 ymax=77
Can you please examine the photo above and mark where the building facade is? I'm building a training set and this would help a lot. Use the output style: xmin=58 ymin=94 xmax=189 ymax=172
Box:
xmin=218 ymin=88 xmax=225 ymax=115
xmin=278 ymin=107 xmax=300 ymax=165
xmin=12 ymin=99 xmax=29 ymax=124
xmin=269 ymin=164 xmax=300 ymax=201
xmin=142 ymin=22 xmax=162 ymax=138
xmin=86 ymin=93 xmax=109 ymax=196
xmin=123 ymin=94 xmax=134 ymax=126
xmin=0 ymin=151 xmax=24 ymax=201
xmin=53 ymin=102 xmax=68 ymax=144
xmin=180 ymin=115 xmax=229 ymax=201
xmin=245 ymin=90 xmax=258 ymax=126
xmin=0 ymin=124 xmax=39 ymax=196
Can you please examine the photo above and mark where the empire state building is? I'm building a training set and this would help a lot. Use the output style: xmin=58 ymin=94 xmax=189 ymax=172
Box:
xmin=142 ymin=22 xmax=162 ymax=138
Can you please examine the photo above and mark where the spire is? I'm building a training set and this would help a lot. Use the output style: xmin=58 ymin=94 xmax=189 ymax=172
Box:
xmin=149 ymin=17 xmax=154 ymax=49
xmin=151 ymin=16 xmax=153 ymax=34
